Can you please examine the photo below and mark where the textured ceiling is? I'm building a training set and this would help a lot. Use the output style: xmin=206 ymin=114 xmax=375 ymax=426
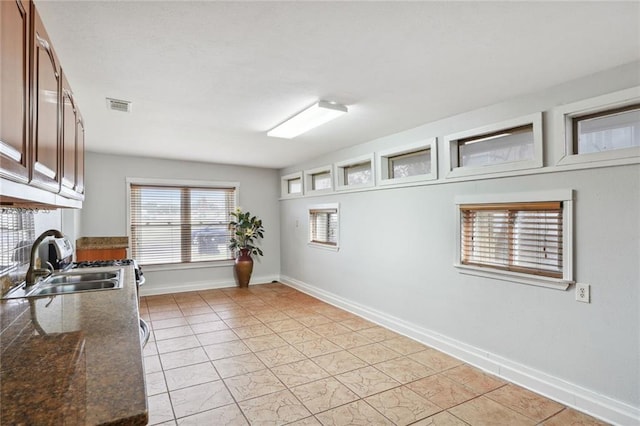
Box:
xmin=34 ymin=1 xmax=640 ymax=169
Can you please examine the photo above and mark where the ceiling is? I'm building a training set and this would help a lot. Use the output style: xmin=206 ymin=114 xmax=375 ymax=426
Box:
xmin=34 ymin=1 xmax=640 ymax=169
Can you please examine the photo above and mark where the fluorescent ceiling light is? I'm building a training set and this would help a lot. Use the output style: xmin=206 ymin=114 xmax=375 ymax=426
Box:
xmin=268 ymin=101 xmax=348 ymax=139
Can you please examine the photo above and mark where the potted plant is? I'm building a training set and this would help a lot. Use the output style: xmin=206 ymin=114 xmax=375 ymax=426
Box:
xmin=228 ymin=208 xmax=265 ymax=287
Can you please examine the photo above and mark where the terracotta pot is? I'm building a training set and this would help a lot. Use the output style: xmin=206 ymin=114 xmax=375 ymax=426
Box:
xmin=234 ymin=248 xmax=253 ymax=288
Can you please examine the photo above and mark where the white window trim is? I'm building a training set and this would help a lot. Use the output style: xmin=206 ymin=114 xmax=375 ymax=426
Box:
xmin=281 ymin=171 xmax=303 ymax=198
xmin=377 ymin=138 xmax=438 ymax=186
xmin=304 ymin=165 xmax=333 ymax=195
xmin=308 ymin=202 xmax=340 ymax=251
xmin=125 ymin=177 xmax=240 ymax=268
xmin=454 ymin=189 xmax=574 ymax=290
xmin=335 ymin=153 xmax=375 ymax=191
xmin=444 ymin=112 xmax=543 ymax=179
xmin=553 ymin=86 xmax=640 ymax=167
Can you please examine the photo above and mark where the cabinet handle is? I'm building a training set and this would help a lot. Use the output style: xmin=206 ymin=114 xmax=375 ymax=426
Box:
xmin=36 ymin=33 xmax=59 ymax=78
xmin=35 ymin=34 xmax=50 ymax=51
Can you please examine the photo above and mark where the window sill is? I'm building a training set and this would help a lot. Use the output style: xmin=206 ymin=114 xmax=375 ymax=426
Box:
xmin=378 ymin=172 xmax=437 ymax=187
xmin=454 ymin=263 xmax=572 ymax=290
xmin=305 ymin=188 xmax=333 ymax=196
xmin=445 ymin=159 xmax=542 ymax=180
xmin=281 ymin=192 xmax=304 ymax=199
xmin=308 ymin=242 xmax=339 ymax=251
xmin=335 ymin=182 xmax=374 ymax=192
xmin=142 ymin=260 xmax=235 ymax=272
xmin=556 ymin=147 xmax=640 ymax=167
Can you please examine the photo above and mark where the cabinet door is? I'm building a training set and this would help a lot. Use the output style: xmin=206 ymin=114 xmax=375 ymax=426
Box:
xmin=75 ymin=113 xmax=85 ymax=197
xmin=0 ymin=0 xmax=30 ymax=183
xmin=30 ymin=7 xmax=60 ymax=193
xmin=60 ymin=71 xmax=77 ymax=196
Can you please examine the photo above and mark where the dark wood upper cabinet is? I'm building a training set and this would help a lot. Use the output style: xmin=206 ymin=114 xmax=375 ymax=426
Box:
xmin=60 ymin=73 xmax=84 ymax=201
xmin=0 ymin=0 xmax=31 ymax=183
xmin=60 ymin=71 xmax=77 ymax=197
xmin=30 ymin=5 xmax=61 ymax=193
xmin=1 ymin=0 xmax=85 ymax=207
xmin=75 ymin=113 xmax=85 ymax=197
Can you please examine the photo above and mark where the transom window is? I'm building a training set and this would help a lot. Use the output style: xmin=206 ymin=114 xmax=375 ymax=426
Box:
xmin=344 ymin=162 xmax=371 ymax=186
xmin=389 ymin=148 xmax=431 ymax=179
xmin=129 ymin=183 xmax=236 ymax=265
xmin=311 ymin=171 xmax=332 ymax=190
xmin=572 ymin=103 xmax=640 ymax=154
xmin=309 ymin=206 xmax=338 ymax=247
xmin=288 ymin=177 xmax=302 ymax=194
xmin=460 ymin=201 xmax=563 ymax=278
xmin=457 ymin=124 xmax=534 ymax=168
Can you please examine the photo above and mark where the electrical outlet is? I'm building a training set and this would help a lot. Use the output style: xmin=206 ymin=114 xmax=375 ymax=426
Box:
xmin=576 ymin=283 xmax=590 ymax=303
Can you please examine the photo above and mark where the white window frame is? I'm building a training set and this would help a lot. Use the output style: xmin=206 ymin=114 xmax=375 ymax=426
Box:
xmin=377 ymin=138 xmax=438 ymax=186
xmin=308 ymin=203 xmax=340 ymax=251
xmin=444 ymin=112 xmax=543 ymax=179
xmin=454 ymin=189 xmax=574 ymax=290
xmin=553 ymin=86 xmax=640 ymax=167
xmin=335 ymin=154 xmax=375 ymax=191
xmin=281 ymin=171 xmax=303 ymax=198
xmin=125 ymin=177 xmax=239 ymax=271
xmin=304 ymin=165 xmax=333 ymax=195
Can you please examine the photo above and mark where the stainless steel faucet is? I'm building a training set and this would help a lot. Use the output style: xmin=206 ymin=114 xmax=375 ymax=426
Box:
xmin=25 ymin=229 xmax=64 ymax=286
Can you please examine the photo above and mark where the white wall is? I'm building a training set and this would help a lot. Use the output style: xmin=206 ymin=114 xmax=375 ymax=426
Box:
xmin=81 ymin=153 xmax=280 ymax=294
xmin=279 ymin=62 xmax=640 ymax=424
xmin=34 ymin=209 xmax=62 ymax=236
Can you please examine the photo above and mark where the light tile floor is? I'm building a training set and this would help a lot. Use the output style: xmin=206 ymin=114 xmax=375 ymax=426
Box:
xmin=140 ymin=283 xmax=608 ymax=426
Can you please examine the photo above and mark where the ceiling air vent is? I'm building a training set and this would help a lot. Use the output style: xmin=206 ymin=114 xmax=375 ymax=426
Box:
xmin=106 ymin=97 xmax=132 ymax=113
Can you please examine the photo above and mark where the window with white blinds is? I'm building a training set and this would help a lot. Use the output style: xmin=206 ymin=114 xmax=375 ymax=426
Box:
xmin=129 ymin=183 xmax=236 ymax=265
xmin=460 ymin=202 xmax=563 ymax=278
xmin=309 ymin=207 xmax=338 ymax=247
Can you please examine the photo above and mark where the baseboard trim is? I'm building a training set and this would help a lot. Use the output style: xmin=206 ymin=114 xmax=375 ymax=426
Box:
xmin=280 ymin=275 xmax=639 ymax=426
xmin=139 ymin=275 xmax=280 ymax=296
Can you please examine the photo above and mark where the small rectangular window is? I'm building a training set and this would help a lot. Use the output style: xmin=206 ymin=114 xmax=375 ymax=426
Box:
xmin=281 ymin=172 xmax=303 ymax=197
xmin=389 ymin=149 xmax=431 ymax=179
xmin=309 ymin=208 xmax=338 ymax=247
xmin=572 ymin=104 xmax=640 ymax=154
xmin=312 ymin=171 xmax=332 ymax=190
xmin=457 ymin=124 xmax=534 ymax=168
xmin=288 ymin=177 xmax=302 ymax=194
xmin=460 ymin=201 xmax=563 ymax=278
xmin=335 ymin=154 xmax=375 ymax=190
xmin=378 ymin=139 xmax=437 ymax=185
xmin=344 ymin=162 xmax=371 ymax=186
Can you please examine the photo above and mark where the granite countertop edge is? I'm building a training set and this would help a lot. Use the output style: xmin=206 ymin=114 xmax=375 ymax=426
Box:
xmin=76 ymin=237 xmax=129 ymax=250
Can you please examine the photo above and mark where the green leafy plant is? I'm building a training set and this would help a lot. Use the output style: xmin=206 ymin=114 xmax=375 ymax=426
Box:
xmin=228 ymin=208 xmax=265 ymax=256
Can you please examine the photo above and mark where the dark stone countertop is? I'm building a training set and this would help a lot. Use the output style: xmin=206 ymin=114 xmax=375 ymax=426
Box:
xmin=0 ymin=266 xmax=147 ymax=425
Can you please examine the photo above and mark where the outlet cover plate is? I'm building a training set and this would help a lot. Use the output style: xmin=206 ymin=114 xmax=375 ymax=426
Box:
xmin=576 ymin=283 xmax=590 ymax=303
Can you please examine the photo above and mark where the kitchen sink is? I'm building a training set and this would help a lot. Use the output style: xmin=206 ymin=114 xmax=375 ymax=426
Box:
xmin=1 ymin=268 xmax=124 ymax=299
xmin=29 ymin=280 xmax=120 ymax=296
xmin=46 ymin=272 xmax=119 ymax=285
